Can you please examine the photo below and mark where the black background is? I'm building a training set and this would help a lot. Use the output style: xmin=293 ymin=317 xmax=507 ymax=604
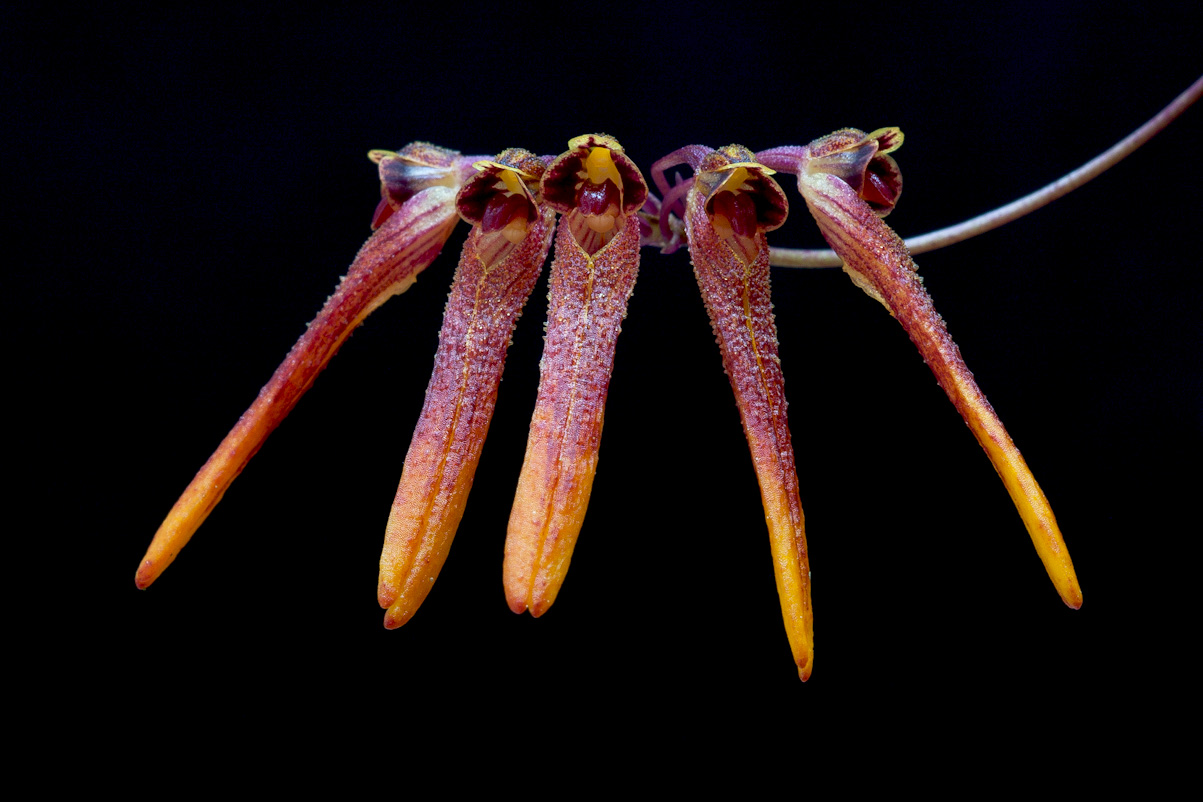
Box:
xmin=10 ymin=1 xmax=1201 ymax=755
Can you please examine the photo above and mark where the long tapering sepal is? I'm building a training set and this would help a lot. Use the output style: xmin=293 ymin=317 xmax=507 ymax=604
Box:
xmin=775 ymin=128 xmax=1082 ymax=609
xmin=682 ymin=146 xmax=813 ymax=679
xmin=136 ymin=143 xmax=478 ymax=589
xmin=504 ymin=135 xmax=649 ymax=616
xmin=379 ymin=149 xmax=556 ymax=628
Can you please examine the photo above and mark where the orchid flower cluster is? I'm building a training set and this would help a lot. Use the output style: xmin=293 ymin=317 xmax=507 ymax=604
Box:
xmin=136 ymin=127 xmax=1093 ymax=681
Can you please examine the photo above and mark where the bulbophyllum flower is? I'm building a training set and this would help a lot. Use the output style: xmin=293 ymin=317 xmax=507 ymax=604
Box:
xmin=378 ymin=148 xmax=557 ymax=628
xmin=504 ymin=135 xmax=649 ymax=617
xmin=651 ymin=144 xmax=812 ymax=678
xmin=759 ymin=129 xmax=1081 ymax=610
xmin=136 ymin=142 xmax=481 ymax=589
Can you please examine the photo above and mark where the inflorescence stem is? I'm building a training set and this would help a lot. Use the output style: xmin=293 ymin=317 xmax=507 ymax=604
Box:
xmin=769 ymin=74 xmax=1203 ymax=268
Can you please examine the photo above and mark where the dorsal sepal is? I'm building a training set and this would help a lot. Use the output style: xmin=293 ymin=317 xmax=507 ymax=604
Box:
xmin=369 ymin=142 xmax=468 ymax=229
xmin=803 ymin=127 xmax=904 ymax=216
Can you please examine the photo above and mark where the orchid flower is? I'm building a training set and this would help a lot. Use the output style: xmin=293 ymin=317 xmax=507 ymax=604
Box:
xmin=649 ymin=145 xmax=813 ymax=677
xmin=136 ymin=142 xmax=481 ymax=589
xmin=377 ymin=147 xmax=557 ymax=628
xmin=503 ymin=135 xmax=649 ymax=618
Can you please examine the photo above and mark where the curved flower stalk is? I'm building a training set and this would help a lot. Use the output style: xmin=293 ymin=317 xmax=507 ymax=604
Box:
xmin=379 ymin=149 xmax=557 ymax=628
xmin=653 ymin=144 xmax=813 ymax=679
xmin=136 ymin=143 xmax=480 ymax=589
xmin=503 ymin=135 xmax=649 ymax=616
xmin=758 ymin=129 xmax=1082 ymax=608
xmin=768 ymin=75 xmax=1203 ymax=268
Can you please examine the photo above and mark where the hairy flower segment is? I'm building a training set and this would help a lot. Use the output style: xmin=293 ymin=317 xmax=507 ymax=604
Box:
xmin=760 ymin=129 xmax=1082 ymax=609
xmin=503 ymin=135 xmax=649 ymax=617
xmin=378 ymin=149 xmax=556 ymax=628
xmin=135 ymin=143 xmax=479 ymax=589
xmin=657 ymin=144 xmax=814 ymax=679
